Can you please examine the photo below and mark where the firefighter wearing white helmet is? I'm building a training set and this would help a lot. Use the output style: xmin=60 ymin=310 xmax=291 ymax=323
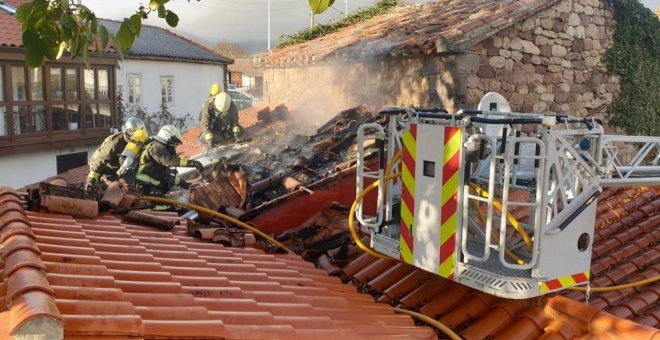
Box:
xmin=136 ymin=125 xmax=204 ymax=196
xmin=198 ymin=86 xmax=243 ymax=147
xmin=85 ymin=117 xmax=149 ymax=189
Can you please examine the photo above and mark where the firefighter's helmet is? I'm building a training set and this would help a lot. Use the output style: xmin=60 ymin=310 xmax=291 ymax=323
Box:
xmin=214 ymin=92 xmax=231 ymax=113
xmin=122 ymin=117 xmax=146 ymax=138
xmin=155 ymin=125 xmax=182 ymax=146
xmin=210 ymin=83 xmax=221 ymax=96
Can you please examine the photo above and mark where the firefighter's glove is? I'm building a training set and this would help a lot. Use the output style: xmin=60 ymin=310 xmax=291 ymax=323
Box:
xmin=204 ymin=133 xmax=214 ymax=146
xmin=177 ymin=178 xmax=190 ymax=189
xmin=188 ymin=159 xmax=204 ymax=174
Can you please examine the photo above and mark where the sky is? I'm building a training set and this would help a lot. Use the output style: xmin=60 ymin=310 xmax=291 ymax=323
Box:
xmin=81 ymin=0 xmax=660 ymax=51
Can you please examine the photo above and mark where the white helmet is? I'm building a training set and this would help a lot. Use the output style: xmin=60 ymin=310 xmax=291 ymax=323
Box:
xmin=155 ymin=124 xmax=182 ymax=146
xmin=123 ymin=117 xmax=146 ymax=137
xmin=214 ymin=93 xmax=231 ymax=113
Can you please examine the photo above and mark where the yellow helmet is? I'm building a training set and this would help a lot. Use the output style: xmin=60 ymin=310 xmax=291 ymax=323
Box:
xmin=210 ymin=83 xmax=221 ymax=96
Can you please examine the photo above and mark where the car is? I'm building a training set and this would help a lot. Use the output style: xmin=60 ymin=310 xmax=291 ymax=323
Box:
xmin=226 ymin=89 xmax=260 ymax=111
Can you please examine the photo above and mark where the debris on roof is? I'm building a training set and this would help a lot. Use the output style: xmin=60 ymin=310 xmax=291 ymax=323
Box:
xmin=278 ymin=186 xmax=660 ymax=338
xmin=180 ymin=103 xmax=380 ymax=219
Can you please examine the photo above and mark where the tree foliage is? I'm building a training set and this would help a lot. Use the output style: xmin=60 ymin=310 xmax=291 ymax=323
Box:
xmin=16 ymin=0 xmax=193 ymax=68
xmin=309 ymin=0 xmax=335 ymax=15
xmin=213 ymin=40 xmax=247 ymax=59
xmin=280 ymin=0 xmax=399 ymax=47
xmin=602 ymin=0 xmax=660 ymax=136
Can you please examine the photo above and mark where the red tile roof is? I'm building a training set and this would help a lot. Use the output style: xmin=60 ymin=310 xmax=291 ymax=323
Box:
xmin=261 ymin=0 xmax=561 ymax=67
xmin=0 ymin=186 xmax=439 ymax=339
xmin=300 ymin=186 xmax=660 ymax=339
xmin=0 ymin=0 xmax=27 ymax=48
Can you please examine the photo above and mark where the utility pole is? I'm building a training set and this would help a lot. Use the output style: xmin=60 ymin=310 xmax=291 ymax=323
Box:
xmin=345 ymin=0 xmax=348 ymax=17
xmin=267 ymin=0 xmax=271 ymax=50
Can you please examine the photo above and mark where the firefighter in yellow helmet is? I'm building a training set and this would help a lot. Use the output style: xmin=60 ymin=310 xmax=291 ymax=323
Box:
xmin=85 ymin=117 xmax=149 ymax=189
xmin=136 ymin=125 xmax=204 ymax=196
xmin=199 ymin=84 xmax=243 ymax=147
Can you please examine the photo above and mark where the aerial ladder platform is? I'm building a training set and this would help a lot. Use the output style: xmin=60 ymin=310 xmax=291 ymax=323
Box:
xmin=355 ymin=92 xmax=660 ymax=299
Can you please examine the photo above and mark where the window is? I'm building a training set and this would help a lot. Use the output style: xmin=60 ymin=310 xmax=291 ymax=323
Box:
xmin=50 ymin=68 xmax=63 ymax=100
xmin=98 ymin=69 xmax=109 ymax=100
xmin=65 ymin=68 xmax=79 ymax=99
xmin=56 ymin=152 xmax=88 ymax=174
xmin=0 ymin=67 xmax=5 ymax=136
xmin=0 ymin=61 xmax=115 ymax=144
xmin=160 ymin=76 xmax=173 ymax=107
xmin=84 ymin=69 xmax=95 ymax=100
xmin=11 ymin=66 xmax=26 ymax=101
xmin=29 ymin=67 xmax=43 ymax=100
xmin=127 ymin=74 xmax=141 ymax=105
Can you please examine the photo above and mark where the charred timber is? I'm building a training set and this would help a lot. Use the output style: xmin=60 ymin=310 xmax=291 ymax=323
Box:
xmin=124 ymin=210 xmax=176 ymax=231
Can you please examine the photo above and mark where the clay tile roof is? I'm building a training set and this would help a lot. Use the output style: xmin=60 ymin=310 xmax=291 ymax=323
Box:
xmin=0 ymin=186 xmax=439 ymax=339
xmin=0 ymin=0 xmax=28 ymax=48
xmin=261 ymin=0 xmax=561 ymax=67
xmin=326 ymin=186 xmax=660 ymax=339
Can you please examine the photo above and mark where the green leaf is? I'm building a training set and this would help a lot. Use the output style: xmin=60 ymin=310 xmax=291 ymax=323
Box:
xmin=309 ymin=0 xmax=335 ymax=15
xmin=60 ymin=15 xmax=77 ymax=30
xmin=56 ymin=41 xmax=66 ymax=60
xmin=115 ymin=19 xmax=136 ymax=49
xmin=165 ymin=10 xmax=179 ymax=27
xmin=25 ymin=48 xmax=45 ymax=68
xmin=157 ymin=6 xmax=166 ymax=18
xmin=130 ymin=14 xmax=142 ymax=36
xmin=99 ymin=25 xmax=109 ymax=49
xmin=91 ymin=15 xmax=98 ymax=34
xmin=15 ymin=2 xmax=34 ymax=22
xmin=22 ymin=29 xmax=41 ymax=52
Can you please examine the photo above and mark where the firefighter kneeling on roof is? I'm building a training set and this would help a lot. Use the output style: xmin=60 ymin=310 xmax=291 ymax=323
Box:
xmin=199 ymin=83 xmax=244 ymax=148
xmin=136 ymin=125 xmax=204 ymax=196
xmin=86 ymin=117 xmax=149 ymax=189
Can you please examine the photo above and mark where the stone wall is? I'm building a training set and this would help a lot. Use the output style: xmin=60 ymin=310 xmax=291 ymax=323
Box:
xmin=264 ymin=0 xmax=618 ymax=117
xmin=466 ymin=0 xmax=618 ymax=117
xmin=263 ymin=54 xmax=474 ymax=114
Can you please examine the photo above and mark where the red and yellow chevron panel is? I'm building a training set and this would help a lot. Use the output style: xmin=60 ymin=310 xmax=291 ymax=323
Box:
xmin=439 ymin=126 xmax=461 ymax=280
xmin=400 ymin=124 xmax=417 ymax=264
xmin=540 ymin=271 xmax=590 ymax=293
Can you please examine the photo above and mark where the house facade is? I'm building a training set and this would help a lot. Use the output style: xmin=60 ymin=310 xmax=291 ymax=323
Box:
xmin=0 ymin=2 xmax=231 ymax=188
xmin=101 ymin=20 xmax=232 ymax=127
xmin=260 ymin=0 xmax=617 ymax=121
xmin=0 ymin=0 xmax=118 ymax=187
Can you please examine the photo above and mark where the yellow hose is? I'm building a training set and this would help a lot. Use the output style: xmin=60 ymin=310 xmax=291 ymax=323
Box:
xmin=393 ymin=307 xmax=462 ymax=340
xmin=140 ymin=196 xmax=295 ymax=255
xmin=348 ymin=174 xmax=400 ymax=260
xmin=469 ymin=183 xmax=533 ymax=251
xmin=568 ymin=275 xmax=660 ymax=292
xmin=468 ymin=199 xmax=526 ymax=265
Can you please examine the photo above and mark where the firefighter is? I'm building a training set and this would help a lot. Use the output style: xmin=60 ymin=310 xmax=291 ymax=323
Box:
xmin=86 ymin=117 xmax=149 ymax=189
xmin=199 ymin=87 xmax=243 ymax=147
xmin=136 ymin=125 xmax=204 ymax=196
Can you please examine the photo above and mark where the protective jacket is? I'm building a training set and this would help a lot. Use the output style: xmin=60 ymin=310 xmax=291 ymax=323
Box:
xmin=199 ymin=95 xmax=240 ymax=145
xmin=88 ymin=133 xmax=127 ymax=181
xmin=136 ymin=140 xmax=189 ymax=193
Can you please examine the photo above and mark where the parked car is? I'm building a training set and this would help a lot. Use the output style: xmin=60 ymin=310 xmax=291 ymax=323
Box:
xmin=227 ymin=88 xmax=260 ymax=110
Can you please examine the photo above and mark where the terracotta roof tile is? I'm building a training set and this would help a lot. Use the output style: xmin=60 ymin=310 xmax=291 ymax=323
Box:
xmin=0 ymin=187 xmax=439 ymax=338
xmin=277 ymin=185 xmax=659 ymax=339
xmin=262 ymin=0 xmax=561 ymax=67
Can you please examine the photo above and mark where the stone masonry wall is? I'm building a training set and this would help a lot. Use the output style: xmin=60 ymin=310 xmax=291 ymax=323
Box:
xmin=466 ymin=0 xmax=618 ymax=117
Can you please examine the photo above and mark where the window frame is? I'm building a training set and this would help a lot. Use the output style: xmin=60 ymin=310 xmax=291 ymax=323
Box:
xmin=126 ymin=73 xmax=142 ymax=106
xmin=160 ymin=75 xmax=174 ymax=108
xmin=0 ymin=58 xmax=117 ymax=149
